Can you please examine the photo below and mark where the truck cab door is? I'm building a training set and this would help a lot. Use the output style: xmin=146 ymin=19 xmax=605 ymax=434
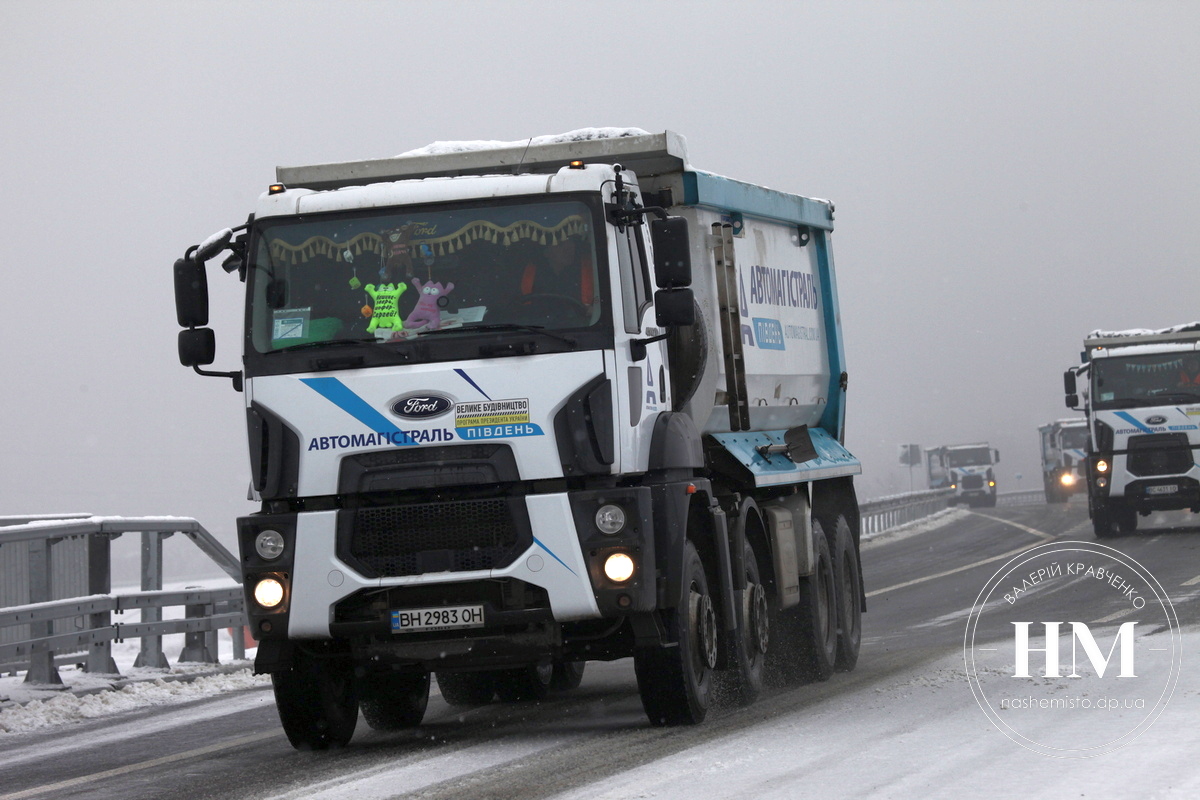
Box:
xmin=610 ymin=216 xmax=671 ymax=473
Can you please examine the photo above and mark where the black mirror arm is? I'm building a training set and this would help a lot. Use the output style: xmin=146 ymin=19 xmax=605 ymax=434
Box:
xmin=630 ymin=330 xmax=672 ymax=362
xmin=192 ymin=365 xmax=244 ymax=392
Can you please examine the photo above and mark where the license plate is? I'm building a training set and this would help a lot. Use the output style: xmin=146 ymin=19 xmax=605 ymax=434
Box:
xmin=391 ymin=604 xmax=484 ymax=633
xmin=1147 ymin=484 xmax=1179 ymax=495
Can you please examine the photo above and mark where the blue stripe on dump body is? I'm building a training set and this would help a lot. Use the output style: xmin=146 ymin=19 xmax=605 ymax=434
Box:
xmin=301 ymin=377 xmax=412 ymax=442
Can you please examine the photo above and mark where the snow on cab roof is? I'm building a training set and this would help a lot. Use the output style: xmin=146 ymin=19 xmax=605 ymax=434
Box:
xmin=1087 ymin=321 xmax=1200 ymax=339
xmin=396 ymin=127 xmax=653 ymax=158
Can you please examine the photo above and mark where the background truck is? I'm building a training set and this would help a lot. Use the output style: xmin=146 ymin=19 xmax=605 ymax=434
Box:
xmin=171 ymin=129 xmax=864 ymax=748
xmin=925 ymin=443 xmax=999 ymax=507
xmin=1038 ymin=418 xmax=1088 ymax=503
xmin=1065 ymin=323 xmax=1200 ymax=537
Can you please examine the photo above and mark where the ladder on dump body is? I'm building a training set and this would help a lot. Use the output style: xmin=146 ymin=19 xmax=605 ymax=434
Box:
xmin=712 ymin=223 xmax=750 ymax=431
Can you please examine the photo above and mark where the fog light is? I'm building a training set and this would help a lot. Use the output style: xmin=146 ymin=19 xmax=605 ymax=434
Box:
xmin=603 ymin=552 xmax=635 ymax=582
xmin=988 ymin=480 xmax=996 ymax=488
xmin=1096 ymin=459 xmax=1109 ymax=473
xmin=254 ymin=577 xmax=285 ymax=609
xmin=595 ymin=504 xmax=626 ymax=535
xmin=1060 ymin=473 xmax=1076 ymax=487
xmin=255 ymin=529 xmax=285 ymax=560
xmin=1097 ymin=476 xmax=1109 ymax=488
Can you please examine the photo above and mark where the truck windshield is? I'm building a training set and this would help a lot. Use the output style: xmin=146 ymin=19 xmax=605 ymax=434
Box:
xmin=947 ymin=447 xmax=991 ymax=467
xmin=247 ymin=197 xmax=606 ymax=356
xmin=1060 ymin=427 xmax=1089 ymax=449
xmin=1092 ymin=352 xmax=1200 ymax=409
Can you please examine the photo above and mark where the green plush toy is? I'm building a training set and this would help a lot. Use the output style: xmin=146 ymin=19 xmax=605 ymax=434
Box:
xmin=364 ymin=282 xmax=408 ymax=333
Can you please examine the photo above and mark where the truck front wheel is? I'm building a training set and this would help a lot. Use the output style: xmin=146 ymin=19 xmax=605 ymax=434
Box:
xmin=1091 ymin=499 xmax=1116 ymax=539
xmin=272 ymin=649 xmax=359 ymax=750
xmin=635 ymin=539 xmax=716 ymax=726
xmin=435 ymin=671 xmax=496 ymax=707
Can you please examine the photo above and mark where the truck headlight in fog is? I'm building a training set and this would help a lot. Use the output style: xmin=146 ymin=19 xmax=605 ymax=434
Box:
xmin=595 ymin=504 xmax=627 ymax=535
xmin=603 ymin=552 xmax=635 ymax=582
xmin=1096 ymin=459 xmax=1109 ymax=473
xmin=255 ymin=529 xmax=286 ymax=560
xmin=254 ymin=577 xmax=285 ymax=609
xmin=1060 ymin=473 xmax=1076 ymax=487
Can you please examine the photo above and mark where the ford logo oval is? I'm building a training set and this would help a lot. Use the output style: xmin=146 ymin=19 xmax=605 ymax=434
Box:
xmin=1145 ymin=415 xmax=1167 ymax=425
xmin=391 ymin=393 xmax=453 ymax=419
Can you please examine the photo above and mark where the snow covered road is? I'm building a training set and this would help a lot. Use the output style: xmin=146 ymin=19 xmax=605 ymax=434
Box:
xmin=3 ymin=501 xmax=1199 ymax=800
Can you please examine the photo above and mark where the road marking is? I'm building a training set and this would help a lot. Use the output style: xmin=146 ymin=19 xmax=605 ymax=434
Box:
xmin=1092 ymin=608 xmax=1135 ymax=624
xmin=1183 ymin=575 xmax=1200 ymax=586
xmin=0 ymin=730 xmax=280 ymax=800
xmin=866 ymin=513 xmax=1054 ymax=599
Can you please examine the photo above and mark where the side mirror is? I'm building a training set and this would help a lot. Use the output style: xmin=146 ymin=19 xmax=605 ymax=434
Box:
xmin=1066 ymin=394 xmax=1079 ymax=409
xmin=651 ymin=217 xmax=691 ymax=288
xmin=174 ymin=256 xmax=209 ymax=328
xmin=1063 ymin=369 xmax=1077 ymax=395
xmin=993 ymin=449 xmax=1000 ymax=463
xmin=178 ymin=328 xmax=216 ymax=367
xmin=655 ymin=287 xmax=694 ymax=327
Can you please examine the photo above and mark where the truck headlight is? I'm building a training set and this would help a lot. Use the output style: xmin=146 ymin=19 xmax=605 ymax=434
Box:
xmin=1060 ymin=473 xmax=1076 ymax=487
xmin=603 ymin=552 xmax=635 ymax=582
xmin=595 ymin=504 xmax=627 ymax=535
xmin=255 ymin=529 xmax=286 ymax=560
xmin=254 ymin=577 xmax=285 ymax=609
xmin=1096 ymin=459 xmax=1109 ymax=473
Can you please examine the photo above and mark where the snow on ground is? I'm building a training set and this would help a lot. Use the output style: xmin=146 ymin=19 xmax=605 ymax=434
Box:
xmin=549 ymin=627 xmax=1200 ymax=800
xmin=0 ymin=578 xmax=267 ymax=736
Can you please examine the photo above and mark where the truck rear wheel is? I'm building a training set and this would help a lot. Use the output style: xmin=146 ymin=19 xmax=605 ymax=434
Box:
xmin=435 ymin=671 xmax=496 ymax=707
xmin=494 ymin=664 xmax=553 ymax=703
xmin=767 ymin=521 xmax=837 ymax=685
xmin=359 ymin=669 xmax=430 ymax=730
xmin=634 ymin=539 xmax=716 ymax=726
xmin=550 ymin=660 xmax=586 ymax=691
xmin=830 ymin=515 xmax=862 ymax=672
xmin=715 ymin=538 xmax=768 ymax=706
xmin=272 ymin=650 xmax=359 ymax=750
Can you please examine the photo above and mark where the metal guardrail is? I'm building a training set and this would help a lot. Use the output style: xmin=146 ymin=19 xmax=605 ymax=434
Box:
xmin=859 ymin=489 xmax=955 ymax=535
xmin=859 ymin=488 xmax=1050 ymax=535
xmin=0 ymin=515 xmax=247 ymax=686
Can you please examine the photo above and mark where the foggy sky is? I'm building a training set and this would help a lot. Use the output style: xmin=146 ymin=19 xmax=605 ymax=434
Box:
xmin=2 ymin=0 xmax=1198 ymax=556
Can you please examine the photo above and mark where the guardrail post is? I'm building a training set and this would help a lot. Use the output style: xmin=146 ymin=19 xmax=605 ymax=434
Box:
xmin=133 ymin=531 xmax=171 ymax=669
xmin=85 ymin=533 xmax=119 ymax=674
xmin=178 ymin=597 xmax=218 ymax=664
xmin=23 ymin=538 xmax=62 ymax=685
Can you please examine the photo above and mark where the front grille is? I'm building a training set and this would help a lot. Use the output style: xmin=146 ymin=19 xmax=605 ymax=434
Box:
xmin=1127 ymin=433 xmax=1193 ymax=477
xmin=962 ymin=474 xmax=984 ymax=490
xmin=342 ymin=498 xmax=526 ymax=578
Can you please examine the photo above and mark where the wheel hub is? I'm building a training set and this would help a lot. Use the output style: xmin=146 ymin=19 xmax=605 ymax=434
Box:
xmin=691 ymin=590 xmax=718 ymax=670
xmin=747 ymin=582 xmax=769 ymax=655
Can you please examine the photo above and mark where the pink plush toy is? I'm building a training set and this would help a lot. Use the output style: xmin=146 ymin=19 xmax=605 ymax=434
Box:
xmin=404 ymin=278 xmax=454 ymax=330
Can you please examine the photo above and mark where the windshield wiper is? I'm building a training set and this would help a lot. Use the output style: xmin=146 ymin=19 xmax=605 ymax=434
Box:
xmin=269 ymin=337 xmax=378 ymax=354
xmin=1145 ymin=390 xmax=1200 ymax=402
xmin=418 ymin=323 xmax=577 ymax=347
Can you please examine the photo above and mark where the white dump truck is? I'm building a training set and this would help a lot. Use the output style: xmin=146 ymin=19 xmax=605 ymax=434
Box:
xmin=171 ymin=129 xmax=863 ymax=748
xmin=1038 ymin=418 xmax=1088 ymax=503
xmin=1065 ymin=323 xmax=1200 ymax=537
xmin=925 ymin=443 xmax=999 ymax=507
